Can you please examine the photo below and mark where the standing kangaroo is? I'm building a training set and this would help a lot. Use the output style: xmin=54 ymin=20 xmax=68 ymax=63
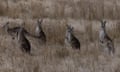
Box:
xmin=65 ymin=25 xmax=80 ymax=50
xmin=35 ymin=19 xmax=46 ymax=44
xmin=17 ymin=27 xmax=31 ymax=54
xmin=99 ymin=20 xmax=115 ymax=56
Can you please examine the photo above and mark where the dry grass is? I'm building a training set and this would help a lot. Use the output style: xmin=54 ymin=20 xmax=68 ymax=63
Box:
xmin=0 ymin=0 xmax=120 ymax=19
xmin=0 ymin=0 xmax=120 ymax=72
xmin=0 ymin=1 xmax=7 ymax=16
xmin=0 ymin=18 xmax=119 ymax=72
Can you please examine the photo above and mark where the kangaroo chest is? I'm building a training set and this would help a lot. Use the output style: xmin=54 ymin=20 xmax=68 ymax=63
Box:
xmin=66 ymin=32 xmax=72 ymax=41
xmin=35 ymin=27 xmax=41 ymax=35
xmin=35 ymin=26 xmax=40 ymax=32
xmin=99 ymin=29 xmax=106 ymax=41
xmin=35 ymin=27 xmax=40 ymax=34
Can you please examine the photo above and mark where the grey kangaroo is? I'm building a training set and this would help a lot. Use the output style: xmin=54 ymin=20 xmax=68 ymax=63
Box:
xmin=35 ymin=19 xmax=46 ymax=44
xmin=17 ymin=27 xmax=31 ymax=54
xmin=65 ymin=25 xmax=80 ymax=50
xmin=99 ymin=20 xmax=115 ymax=56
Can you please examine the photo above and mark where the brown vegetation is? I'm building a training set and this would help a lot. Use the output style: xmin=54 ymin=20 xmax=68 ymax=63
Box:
xmin=0 ymin=0 xmax=120 ymax=72
xmin=0 ymin=0 xmax=120 ymax=19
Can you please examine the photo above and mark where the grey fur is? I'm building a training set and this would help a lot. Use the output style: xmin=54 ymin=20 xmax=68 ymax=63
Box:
xmin=65 ymin=25 xmax=80 ymax=50
xmin=35 ymin=19 xmax=46 ymax=44
xmin=3 ymin=22 xmax=34 ymax=39
xmin=17 ymin=27 xmax=31 ymax=54
xmin=99 ymin=20 xmax=115 ymax=55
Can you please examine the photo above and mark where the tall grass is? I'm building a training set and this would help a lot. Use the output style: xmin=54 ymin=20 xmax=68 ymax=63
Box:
xmin=0 ymin=2 xmax=7 ymax=16
xmin=0 ymin=0 xmax=120 ymax=19
xmin=0 ymin=0 xmax=120 ymax=72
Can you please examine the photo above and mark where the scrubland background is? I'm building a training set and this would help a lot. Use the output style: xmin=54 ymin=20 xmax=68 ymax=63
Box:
xmin=0 ymin=0 xmax=120 ymax=72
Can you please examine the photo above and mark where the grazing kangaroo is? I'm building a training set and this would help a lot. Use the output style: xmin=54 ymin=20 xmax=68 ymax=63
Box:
xmin=17 ymin=27 xmax=31 ymax=54
xmin=35 ymin=19 xmax=46 ymax=44
xmin=99 ymin=20 xmax=115 ymax=56
xmin=65 ymin=25 xmax=80 ymax=50
xmin=3 ymin=22 xmax=33 ymax=39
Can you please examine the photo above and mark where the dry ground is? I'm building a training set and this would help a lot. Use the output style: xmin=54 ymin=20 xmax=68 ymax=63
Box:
xmin=0 ymin=18 xmax=119 ymax=72
xmin=0 ymin=0 xmax=120 ymax=72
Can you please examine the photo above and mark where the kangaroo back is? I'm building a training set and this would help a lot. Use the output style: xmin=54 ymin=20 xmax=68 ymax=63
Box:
xmin=17 ymin=27 xmax=31 ymax=54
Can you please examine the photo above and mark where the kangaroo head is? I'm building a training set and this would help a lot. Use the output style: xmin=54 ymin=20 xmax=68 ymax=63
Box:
xmin=66 ymin=25 xmax=73 ymax=33
xmin=37 ymin=19 xmax=43 ymax=26
xmin=101 ymin=20 xmax=106 ymax=28
xmin=36 ymin=19 xmax=43 ymax=32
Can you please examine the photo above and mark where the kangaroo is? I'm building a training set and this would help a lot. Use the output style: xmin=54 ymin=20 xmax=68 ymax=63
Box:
xmin=17 ymin=27 xmax=31 ymax=54
xmin=99 ymin=20 xmax=115 ymax=56
xmin=35 ymin=19 xmax=46 ymax=44
xmin=65 ymin=25 xmax=80 ymax=50
xmin=3 ymin=21 xmax=33 ymax=39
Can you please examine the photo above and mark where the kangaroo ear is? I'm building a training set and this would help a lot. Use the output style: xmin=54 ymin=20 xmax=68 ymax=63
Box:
xmin=100 ymin=20 xmax=107 ymax=25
